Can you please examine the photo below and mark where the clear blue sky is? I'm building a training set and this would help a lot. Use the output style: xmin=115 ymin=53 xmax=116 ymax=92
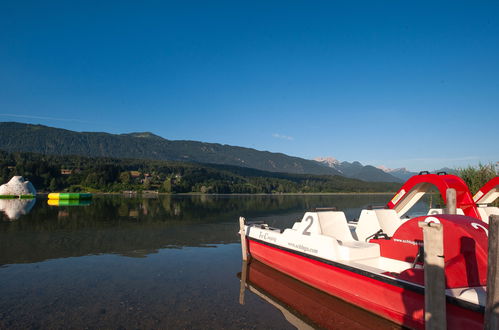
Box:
xmin=1 ymin=1 xmax=498 ymax=171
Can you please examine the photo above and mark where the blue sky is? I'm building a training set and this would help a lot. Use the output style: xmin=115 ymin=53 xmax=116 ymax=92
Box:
xmin=1 ymin=1 xmax=498 ymax=171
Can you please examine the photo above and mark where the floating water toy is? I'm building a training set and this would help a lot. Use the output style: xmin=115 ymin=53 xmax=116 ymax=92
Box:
xmin=48 ymin=193 xmax=92 ymax=200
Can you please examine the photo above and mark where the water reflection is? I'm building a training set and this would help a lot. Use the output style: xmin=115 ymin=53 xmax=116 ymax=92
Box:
xmin=239 ymin=260 xmax=400 ymax=329
xmin=0 ymin=198 xmax=36 ymax=221
xmin=0 ymin=194 xmax=430 ymax=266
xmin=47 ymin=199 xmax=92 ymax=206
xmin=0 ymin=194 xmax=429 ymax=329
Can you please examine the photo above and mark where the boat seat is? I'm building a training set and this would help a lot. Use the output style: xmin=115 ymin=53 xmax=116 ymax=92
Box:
xmin=293 ymin=211 xmax=356 ymax=242
xmin=317 ymin=211 xmax=355 ymax=242
xmin=336 ymin=240 xmax=380 ymax=260
xmin=376 ymin=209 xmax=405 ymax=236
xmin=356 ymin=209 xmax=404 ymax=242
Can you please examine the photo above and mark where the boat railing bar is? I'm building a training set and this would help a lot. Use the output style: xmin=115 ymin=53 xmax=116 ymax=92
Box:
xmin=366 ymin=205 xmax=388 ymax=210
xmin=485 ymin=214 xmax=499 ymax=329
xmin=313 ymin=207 xmax=337 ymax=212
xmin=246 ymin=220 xmax=265 ymax=225
xmin=418 ymin=171 xmax=430 ymax=175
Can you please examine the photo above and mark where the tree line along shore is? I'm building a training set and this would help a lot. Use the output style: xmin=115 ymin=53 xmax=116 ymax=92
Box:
xmin=0 ymin=150 xmax=400 ymax=194
xmin=1 ymin=150 xmax=495 ymax=197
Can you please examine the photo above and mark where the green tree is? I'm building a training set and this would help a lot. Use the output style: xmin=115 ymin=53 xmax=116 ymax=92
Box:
xmin=119 ymin=171 xmax=131 ymax=184
xmin=49 ymin=178 xmax=57 ymax=191
xmin=458 ymin=164 xmax=497 ymax=195
xmin=160 ymin=179 xmax=172 ymax=193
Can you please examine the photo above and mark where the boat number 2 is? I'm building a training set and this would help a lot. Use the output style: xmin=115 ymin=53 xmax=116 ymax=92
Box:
xmin=303 ymin=216 xmax=313 ymax=236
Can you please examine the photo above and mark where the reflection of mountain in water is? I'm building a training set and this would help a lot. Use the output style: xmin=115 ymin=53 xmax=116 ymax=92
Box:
xmin=0 ymin=198 xmax=36 ymax=221
xmin=240 ymin=260 xmax=399 ymax=329
xmin=0 ymin=194 xmax=429 ymax=265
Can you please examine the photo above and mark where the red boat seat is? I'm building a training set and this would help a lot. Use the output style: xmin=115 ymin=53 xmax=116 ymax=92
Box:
xmin=372 ymin=215 xmax=488 ymax=288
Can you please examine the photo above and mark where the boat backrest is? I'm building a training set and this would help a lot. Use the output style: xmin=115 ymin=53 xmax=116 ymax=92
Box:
xmin=356 ymin=209 xmax=403 ymax=241
xmin=375 ymin=209 xmax=404 ymax=236
xmin=476 ymin=206 xmax=499 ymax=223
xmin=356 ymin=210 xmax=381 ymax=241
xmin=317 ymin=211 xmax=355 ymax=242
xmin=294 ymin=212 xmax=322 ymax=236
xmin=427 ymin=208 xmax=465 ymax=216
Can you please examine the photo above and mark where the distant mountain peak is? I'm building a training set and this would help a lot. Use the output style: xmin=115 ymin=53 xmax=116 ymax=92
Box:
xmin=314 ymin=156 xmax=401 ymax=183
xmin=377 ymin=165 xmax=409 ymax=173
xmin=123 ymin=132 xmax=163 ymax=139
xmin=314 ymin=157 xmax=340 ymax=167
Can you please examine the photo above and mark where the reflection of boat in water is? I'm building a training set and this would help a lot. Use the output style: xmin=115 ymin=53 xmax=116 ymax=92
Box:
xmin=241 ymin=174 xmax=487 ymax=329
xmin=0 ymin=198 xmax=36 ymax=220
xmin=47 ymin=199 xmax=92 ymax=206
xmin=239 ymin=260 xmax=399 ymax=329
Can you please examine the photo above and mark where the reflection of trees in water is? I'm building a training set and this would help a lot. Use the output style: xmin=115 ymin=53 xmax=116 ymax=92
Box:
xmin=0 ymin=195 xmax=431 ymax=265
xmin=0 ymin=198 xmax=36 ymax=221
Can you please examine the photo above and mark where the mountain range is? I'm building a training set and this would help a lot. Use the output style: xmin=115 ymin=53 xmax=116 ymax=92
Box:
xmin=0 ymin=122 xmax=403 ymax=182
xmin=376 ymin=165 xmax=457 ymax=181
xmin=313 ymin=157 xmax=401 ymax=182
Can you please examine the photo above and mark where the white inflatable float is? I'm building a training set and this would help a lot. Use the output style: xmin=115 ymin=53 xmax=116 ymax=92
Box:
xmin=0 ymin=176 xmax=36 ymax=198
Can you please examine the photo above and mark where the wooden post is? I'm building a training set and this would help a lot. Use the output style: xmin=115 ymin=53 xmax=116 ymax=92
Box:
xmin=239 ymin=217 xmax=248 ymax=261
xmin=445 ymin=188 xmax=456 ymax=214
xmin=485 ymin=215 xmax=499 ymax=329
xmin=418 ymin=220 xmax=446 ymax=330
xmin=239 ymin=261 xmax=248 ymax=305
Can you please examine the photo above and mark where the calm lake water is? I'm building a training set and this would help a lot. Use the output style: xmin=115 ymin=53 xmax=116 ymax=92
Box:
xmin=0 ymin=194 xmax=428 ymax=329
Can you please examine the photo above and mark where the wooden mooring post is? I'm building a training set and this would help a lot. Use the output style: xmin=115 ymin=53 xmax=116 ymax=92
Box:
xmin=239 ymin=261 xmax=248 ymax=305
xmin=445 ymin=188 xmax=457 ymax=214
xmin=239 ymin=217 xmax=248 ymax=261
xmin=418 ymin=220 xmax=446 ymax=330
xmin=485 ymin=215 xmax=499 ymax=329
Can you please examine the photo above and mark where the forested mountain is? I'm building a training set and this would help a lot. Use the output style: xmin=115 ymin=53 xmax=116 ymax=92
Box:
xmin=0 ymin=122 xmax=341 ymax=176
xmin=0 ymin=150 xmax=401 ymax=193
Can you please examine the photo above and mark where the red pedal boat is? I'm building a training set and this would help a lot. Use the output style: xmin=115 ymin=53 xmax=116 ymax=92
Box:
xmin=241 ymin=209 xmax=487 ymax=329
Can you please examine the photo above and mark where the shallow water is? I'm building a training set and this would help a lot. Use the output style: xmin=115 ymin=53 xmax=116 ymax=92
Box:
xmin=0 ymin=194 xmax=422 ymax=329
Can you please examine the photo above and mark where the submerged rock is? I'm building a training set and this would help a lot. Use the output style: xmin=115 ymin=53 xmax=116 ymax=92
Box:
xmin=0 ymin=176 xmax=36 ymax=196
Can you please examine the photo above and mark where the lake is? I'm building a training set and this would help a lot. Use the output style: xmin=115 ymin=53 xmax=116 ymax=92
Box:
xmin=0 ymin=194 xmax=426 ymax=329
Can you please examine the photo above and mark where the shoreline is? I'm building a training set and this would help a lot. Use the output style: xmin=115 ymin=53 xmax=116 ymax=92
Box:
xmin=36 ymin=192 xmax=398 ymax=197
